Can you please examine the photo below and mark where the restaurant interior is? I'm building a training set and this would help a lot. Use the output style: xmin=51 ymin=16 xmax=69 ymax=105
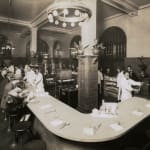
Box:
xmin=0 ymin=0 xmax=150 ymax=150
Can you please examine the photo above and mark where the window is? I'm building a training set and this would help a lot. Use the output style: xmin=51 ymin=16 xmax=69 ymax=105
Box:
xmin=100 ymin=27 xmax=126 ymax=58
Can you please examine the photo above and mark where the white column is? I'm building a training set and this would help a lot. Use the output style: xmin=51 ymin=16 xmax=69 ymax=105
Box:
xmin=30 ymin=27 xmax=38 ymax=55
xmin=81 ymin=0 xmax=97 ymax=55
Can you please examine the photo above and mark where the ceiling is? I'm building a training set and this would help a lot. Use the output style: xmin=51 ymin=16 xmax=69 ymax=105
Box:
xmin=0 ymin=0 xmax=54 ymax=22
xmin=131 ymin=0 xmax=150 ymax=6
xmin=0 ymin=0 xmax=150 ymax=33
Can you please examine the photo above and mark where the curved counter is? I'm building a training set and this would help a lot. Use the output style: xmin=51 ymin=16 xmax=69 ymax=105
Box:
xmin=27 ymin=95 xmax=150 ymax=143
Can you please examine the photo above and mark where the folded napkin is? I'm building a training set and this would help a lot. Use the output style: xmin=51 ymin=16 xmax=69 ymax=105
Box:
xmin=50 ymin=119 xmax=70 ymax=129
xmin=40 ymin=104 xmax=52 ymax=110
xmin=44 ymin=108 xmax=56 ymax=114
xmin=110 ymin=123 xmax=124 ymax=131
xmin=29 ymin=99 xmax=39 ymax=104
xmin=83 ymin=127 xmax=96 ymax=136
xmin=35 ymin=92 xmax=49 ymax=97
xmin=132 ymin=110 xmax=143 ymax=116
xmin=145 ymin=104 xmax=150 ymax=108
xmin=50 ymin=119 xmax=64 ymax=127
xmin=91 ymin=113 xmax=114 ymax=118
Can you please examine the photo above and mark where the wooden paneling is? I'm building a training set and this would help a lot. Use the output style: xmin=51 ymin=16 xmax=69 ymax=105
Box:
xmin=104 ymin=75 xmax=118 ymax=102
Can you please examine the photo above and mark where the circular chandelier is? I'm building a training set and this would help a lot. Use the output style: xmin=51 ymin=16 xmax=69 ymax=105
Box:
xmin=47 ymin=0 xmax=92 ymax=28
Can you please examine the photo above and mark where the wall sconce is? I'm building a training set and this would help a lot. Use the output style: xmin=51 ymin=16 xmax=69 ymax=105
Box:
xmin=1 ymin=41 xmax=15 ymax=51
xmin=47 ymin=0 xmax=92 ymax=28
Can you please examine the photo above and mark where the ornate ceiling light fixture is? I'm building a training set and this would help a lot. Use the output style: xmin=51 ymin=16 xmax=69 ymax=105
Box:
xmin=47 ymin=0 xmax=92 ymax=28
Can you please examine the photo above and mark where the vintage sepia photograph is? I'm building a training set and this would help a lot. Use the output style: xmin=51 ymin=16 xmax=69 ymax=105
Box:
xmin=0 ymin=0 xmax=150 ymax=150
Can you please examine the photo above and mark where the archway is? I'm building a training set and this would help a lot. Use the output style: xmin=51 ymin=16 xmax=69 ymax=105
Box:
xmin=70 ymin=35 xmax=81 ymax=71
xmin=99 ymin=26 xmax=126 ymax=75
xmin=26 ymin=39 xmax=49 ymax=64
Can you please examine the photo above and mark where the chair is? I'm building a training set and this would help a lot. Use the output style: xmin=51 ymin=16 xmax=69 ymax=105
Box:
xmin=5 ymin=96 xmax=23 ymax=132
xmin=11 ymin=113 xmax=33 ymax=148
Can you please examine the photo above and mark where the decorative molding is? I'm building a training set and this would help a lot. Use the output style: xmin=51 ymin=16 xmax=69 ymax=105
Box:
xmin=139 ymin=3 xmax=150 ymax=10
xmin=0 ymin=16 xmax=31 ymax=27
xmin=125 ymin=0 xmax=139 ymax=9
xmin=41 ymin=26 xmax=80 ymax=34
xmin=104 ymin=3 xmax=150 ymax=21
xmin=30 ymin=3 xmax=51 ymax=28
xmin=104 ymin=13 xmax=124 ymax=21
xmin=31 ymin=10 xmax=48 ymax=27
xmin=101 ymin=0 xmax=138 ymax=17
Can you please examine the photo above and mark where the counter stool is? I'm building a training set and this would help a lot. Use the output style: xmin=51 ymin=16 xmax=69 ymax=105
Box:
xmin=7 ymin=111 xmax=21 ymax=132
xmin=11 ymin=114 xmax=33 ymax=148
xmin=6 ymin=96 xmax=24 ymax=132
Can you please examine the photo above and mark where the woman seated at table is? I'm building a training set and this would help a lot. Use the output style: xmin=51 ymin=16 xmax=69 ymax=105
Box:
xmin=120 ymin=71 xmax=142 ymax=101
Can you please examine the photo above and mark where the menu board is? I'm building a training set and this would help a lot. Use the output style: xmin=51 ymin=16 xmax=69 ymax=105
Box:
xmin=103 ymin=75 xmax=118 ymax=102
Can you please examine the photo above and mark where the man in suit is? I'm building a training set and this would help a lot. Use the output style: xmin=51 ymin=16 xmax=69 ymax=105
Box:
xmin=127 ymin=65 xmax=138 ymax=81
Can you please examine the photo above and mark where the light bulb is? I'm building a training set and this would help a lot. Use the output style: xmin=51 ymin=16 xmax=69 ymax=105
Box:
xmin=78 ymin=22 xmax=83 ymax=26
xmin=84 ymin=13 xmax=88 ymax=18
xmin=48 ymin=14 xmax=53 ymax=20
xmin=71 ymin=22 xmax=75 ymax=27
xmin=48 ymin=14 xmax=54 ymax=23
xmin=74 ymin=9 xmax=80 ymax=16
xmin=62 ymin=22 xmax=67 ymax=27
xmin=53 ymin=10 xmax=58 ymax=16
xmin=63 ymin=9 xmax=69 ymax=15
xmin=2 ymin=47 xmax=5 ymax=50
xmin=49 ymin=18 xmax=54 ymax=23
xmin=55 ymin=20 xmax=59 ymax=25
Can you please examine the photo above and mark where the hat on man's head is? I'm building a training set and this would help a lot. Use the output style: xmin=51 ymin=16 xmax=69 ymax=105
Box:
xmin=29 ymin=64 xmax=40 ymax=69
xmin=29 ymin=64 xmax=39 ymax=68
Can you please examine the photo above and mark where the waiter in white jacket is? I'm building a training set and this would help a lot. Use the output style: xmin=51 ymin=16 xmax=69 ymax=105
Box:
xmin=34 ymin=66 xmax=44 ymax=92
xmin=120 ymin=71 xmax=142 ymax=101
xmin=23 ymin=65 xmax=36 ymax=86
